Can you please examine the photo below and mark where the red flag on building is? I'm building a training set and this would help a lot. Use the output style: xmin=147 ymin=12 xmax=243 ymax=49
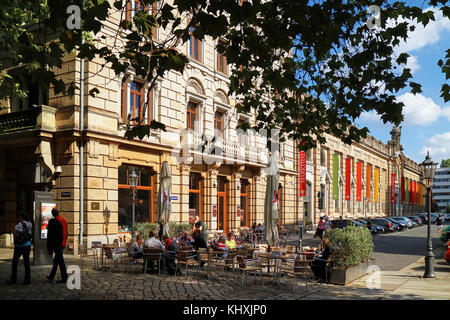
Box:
xmin=391 ymin=173 xmax=396 ymax=204
xmin=401 ymin=177 xmax=405 ymax=204
xmin=345 ymin=158 xmax=351 ymax=201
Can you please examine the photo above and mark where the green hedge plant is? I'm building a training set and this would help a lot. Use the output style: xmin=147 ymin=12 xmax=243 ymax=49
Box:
xmin=325 ymin=226 xmax=374 ymax=270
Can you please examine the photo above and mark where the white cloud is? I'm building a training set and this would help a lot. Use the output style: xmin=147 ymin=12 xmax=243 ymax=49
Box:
xmin=393 ymin=7 xmax=450 ymax=54
xmin=442 ymin=106 xmax=450 ymax=121
xmin=397 ymin=92 xmax=442 ymax=126
xmin=420 ymin=132 xmax=450 ymax=162
xmin=406 ymin=55 xmax=421 ymax=74
xmin=388 ymin=7 xmax=450 ymax=73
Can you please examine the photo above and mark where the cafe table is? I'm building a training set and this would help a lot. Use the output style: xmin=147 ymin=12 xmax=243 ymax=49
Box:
xmin=205 ymin=249 xmax=225 ymax=279
xmin=257 ymin=252 xmax=286 ymax=285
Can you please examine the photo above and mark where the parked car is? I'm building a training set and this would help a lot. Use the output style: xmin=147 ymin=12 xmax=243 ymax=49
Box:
xmin=415 ymin=213 xmax=429 ymax=224
xmin=407 ymin=216 xmax=423 ymax=226
xmin=371 ymin=218 xmax=395 ymax=232
xmin=440 ymin=225 xmax=450 ymax=242
xmin=390 ymin=216 xmax=413 ymax=228
xmin=430 ymin=213 xmax=439 ymax=223
xmin=356 ymin=218 xmax=378 ymax=234
xmin=330 ymin=219 xmax=364 ymax=229
xmin=386 ymin=218 xmax=404 ymax=231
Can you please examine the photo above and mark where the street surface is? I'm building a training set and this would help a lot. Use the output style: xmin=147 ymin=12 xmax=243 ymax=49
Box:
xmin=0 ymin=222 xmax=448 ymax=300
xmin=293 ymin=221 xmax=449 ymax=271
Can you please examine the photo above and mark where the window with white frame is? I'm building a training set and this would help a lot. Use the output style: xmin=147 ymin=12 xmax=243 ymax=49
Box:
xmin=120 ymin=75 xmax=153 ymax=124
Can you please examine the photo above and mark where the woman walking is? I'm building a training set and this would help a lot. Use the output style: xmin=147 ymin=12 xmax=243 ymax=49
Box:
xmin=316 ymin=217 xmax=326 ymax=240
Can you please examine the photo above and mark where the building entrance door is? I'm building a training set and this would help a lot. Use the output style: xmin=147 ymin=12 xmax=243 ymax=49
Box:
xmin=217 ymin=176 xmax=228 ymax=232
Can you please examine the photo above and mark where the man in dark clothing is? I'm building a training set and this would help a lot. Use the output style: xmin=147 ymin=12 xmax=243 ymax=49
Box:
xmin=338 ymin=216 xmax=346 ymax=229
xmin=47 ymin=208 xmax=68 ymax=283
xmin=162 ymin=234 xmax=181 ymax=275
xmin=7 ymin=212 xmax=32 ymax=285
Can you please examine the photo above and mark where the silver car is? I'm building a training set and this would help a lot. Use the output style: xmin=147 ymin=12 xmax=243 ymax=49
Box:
xmin=391 ymin=216 xmax=413 ymax=228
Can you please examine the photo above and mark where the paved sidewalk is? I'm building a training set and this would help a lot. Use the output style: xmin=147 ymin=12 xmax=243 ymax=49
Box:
xmin=0 ymin=243 xmax=448 ymax=300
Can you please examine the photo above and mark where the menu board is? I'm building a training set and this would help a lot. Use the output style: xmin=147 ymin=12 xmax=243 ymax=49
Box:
xmin=40 ymin=202 xmax=56 ymax=239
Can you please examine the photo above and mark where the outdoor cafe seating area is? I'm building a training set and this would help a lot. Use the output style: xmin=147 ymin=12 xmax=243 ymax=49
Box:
xmin=78 ymin=231 xmax=330 ymax=292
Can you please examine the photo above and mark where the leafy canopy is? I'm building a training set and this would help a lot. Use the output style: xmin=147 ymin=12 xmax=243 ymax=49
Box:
xmin=0 ymin=0 xmax=449 ymax=149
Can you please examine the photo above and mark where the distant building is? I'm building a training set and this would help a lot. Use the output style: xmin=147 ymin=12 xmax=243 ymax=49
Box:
xmin=432 ymin=167 xmax=450 ymax=213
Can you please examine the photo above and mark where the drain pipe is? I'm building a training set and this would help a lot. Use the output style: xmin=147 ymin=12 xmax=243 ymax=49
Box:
xmin=79 ymin=36 xmax=85 ymax=247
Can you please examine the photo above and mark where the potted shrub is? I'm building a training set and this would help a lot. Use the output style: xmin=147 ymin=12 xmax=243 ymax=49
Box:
xmin=325 ymin=225 xmax=375 ymax=285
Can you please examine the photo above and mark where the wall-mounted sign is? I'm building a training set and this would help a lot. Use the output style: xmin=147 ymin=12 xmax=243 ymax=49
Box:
xmin=61 ymin=191 xmax=71 ymax=198
xmin=171 ymin=196 xmax=178 ymax=201
xmin=237 ymin=205 xmax=241 ymax=217
xmin=212 ymin=204 xmax=217 ymax=217
xmin=40 ymin=202 xmax=56 ymax=239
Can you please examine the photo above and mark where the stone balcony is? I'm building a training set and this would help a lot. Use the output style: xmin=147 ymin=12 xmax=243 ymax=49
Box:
xmin=0 ymin=105 xmax=56 ymax=135
xmin=186 ymin=131 xmax=270 ymax=165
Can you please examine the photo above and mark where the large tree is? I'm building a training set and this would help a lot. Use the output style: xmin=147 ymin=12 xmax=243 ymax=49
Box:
xmin=0 ymin=0 xmax=449 ymax=149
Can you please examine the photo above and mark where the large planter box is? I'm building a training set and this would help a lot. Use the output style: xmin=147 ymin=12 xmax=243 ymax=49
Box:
xmin=329 ymin=259 xmax=375 ymax=285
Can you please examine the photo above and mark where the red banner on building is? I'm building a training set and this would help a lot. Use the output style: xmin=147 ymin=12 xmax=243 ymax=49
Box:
xmin=401 ymin=177 xmax=405 ymax=204
xmin=345 ymin=158 xmax=351 ymax=201
xmin=299 ymin=151 xmax=306 ymax=197
xmin=391 ymin=173 xmax=395 ymax=203
xmin=356 ymin=162 xmax=362 ymax=201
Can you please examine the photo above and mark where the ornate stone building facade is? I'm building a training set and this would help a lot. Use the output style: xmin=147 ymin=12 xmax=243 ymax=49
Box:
xmin=0 ymin=1 xmax=424 ymax=250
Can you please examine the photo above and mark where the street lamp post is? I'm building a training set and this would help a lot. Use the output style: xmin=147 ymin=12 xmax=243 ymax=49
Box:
xmin=128 ymin=168 xmax=139 ymax=241
xmin=419 ymin=151 xmax=438 ymax=279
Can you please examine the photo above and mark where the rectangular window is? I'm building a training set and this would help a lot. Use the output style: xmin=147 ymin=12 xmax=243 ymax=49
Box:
xmin=118 ymin=165 xmax=155 ymax=229
xmin=214 ymin=111 xmax=223 ymax=138
xmin=121 ymin=80 xmax=150 ymax=124
xmin=189 ymin=26 xmax=201 ymax=62
xmin=217 ymin=40 xmax=227 ymax=74
xmin=125 ymin=1 xmax=158 ymax=39
xmin=189 ymin=173 xmax=202 ymax=223
xmin=187 ymin=102 xmax=198 ymax=130
xmin=240 ymin=180 xmax=249 ymax=227
xmin=237 ymin=119 xmax=249 ymax=145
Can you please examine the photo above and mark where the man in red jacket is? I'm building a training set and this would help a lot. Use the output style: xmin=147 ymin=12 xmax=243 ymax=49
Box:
xmin=47 ymin=208 xmax=68 ymax=283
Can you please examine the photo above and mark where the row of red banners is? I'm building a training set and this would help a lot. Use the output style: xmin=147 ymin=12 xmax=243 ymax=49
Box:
xmin=299 ymin=152 xmax=424 ymax=206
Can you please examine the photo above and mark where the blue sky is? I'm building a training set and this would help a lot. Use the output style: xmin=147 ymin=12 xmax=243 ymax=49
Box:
xmin=354 ymin=3 xmax=450 ymax=166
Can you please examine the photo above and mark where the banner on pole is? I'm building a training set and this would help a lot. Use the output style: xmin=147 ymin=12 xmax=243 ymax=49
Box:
xmin=333 ymin=154 xmax=339 ymax=200
xmin=345 ymin=158 xmax=351 ymax=201
xmin=374 ymin=168 xmax=379 ymax=202
xmin=391 ymin=173 xmax=395 ymax=204
xmin=356 ymin=162 xmax=362 ymax=201
xmin=299 ymin=151 xmax=306 ymax=197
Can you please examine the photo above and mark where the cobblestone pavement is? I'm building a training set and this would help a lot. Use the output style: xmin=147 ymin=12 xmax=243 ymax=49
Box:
xmin=0 ymin=245 xmax=448 ymax=300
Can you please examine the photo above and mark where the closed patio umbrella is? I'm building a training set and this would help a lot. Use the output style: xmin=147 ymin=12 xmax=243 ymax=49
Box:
xmin=264 ymin=153 xmax=280 ymax=248
xmin=157 ymin=161 xmax=172 ymax=238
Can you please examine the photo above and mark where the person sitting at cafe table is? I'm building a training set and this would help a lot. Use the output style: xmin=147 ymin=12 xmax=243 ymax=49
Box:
xmin=211 ymin=236 xmax=229 ymax=259
xmin=144 ymin=230 xmax=165 ymax=274
xmin=177 ymin=231 xmax=194 ymax=247
xmin=225 ymin=232 xmax=237 ymax=250
xmin=192 ymin=223 xmax=208 ymax=250
xmin=130 ymin=235 xmax=144 ymax=260
xmin=162 ymin=234 xmax=182 ymax=275
xmin=310 ymin=238 xmax=331 ymax=281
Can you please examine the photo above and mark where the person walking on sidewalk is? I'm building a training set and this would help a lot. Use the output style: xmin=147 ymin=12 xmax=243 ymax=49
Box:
xmin=324 ymin=215 xmax=331 ymax=230
xmin=47 ymin=208 xmax=68 ymax=283
xmin=316 ymin=217 xmax=326 ymax=240
xmin=7 ymin=212 xmax=33 ymax=285
xmin=436 ymin=215 xmax=442 ymax=235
